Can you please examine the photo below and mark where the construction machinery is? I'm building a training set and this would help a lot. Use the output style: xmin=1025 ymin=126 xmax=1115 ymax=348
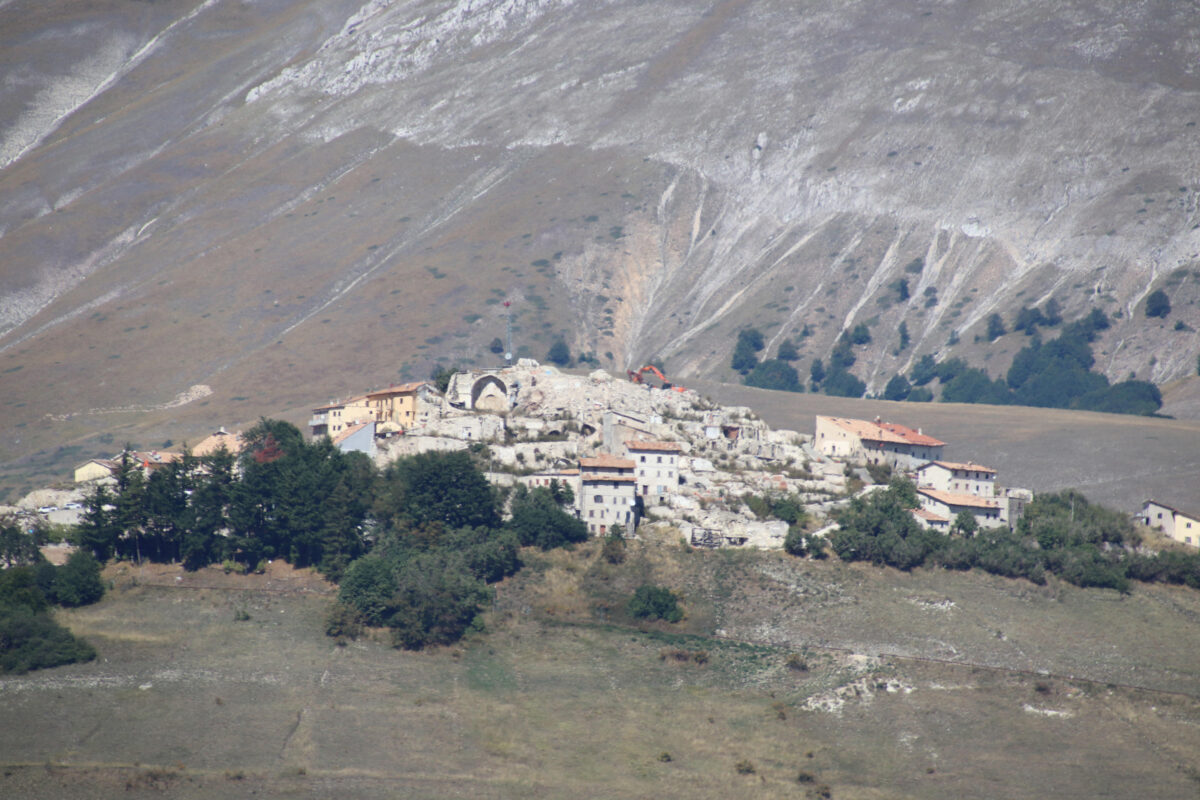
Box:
xmin=627 ymin=365 xmax=685 ymax=392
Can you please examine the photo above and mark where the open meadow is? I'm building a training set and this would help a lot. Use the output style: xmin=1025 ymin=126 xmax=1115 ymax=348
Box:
xmin=2 ymin=538 xmax=1198 ymax=799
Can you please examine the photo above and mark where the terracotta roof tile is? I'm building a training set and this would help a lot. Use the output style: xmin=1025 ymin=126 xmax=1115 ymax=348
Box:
xmin=820 ymin=416 xmax=946 ymax=447
xmin=365 ymin=381 xmax=429 ymax=398
xmin=579 ymin=454 xmax=636 ymax=469
xmin=918 ymin=488 xmax=999 ymax=509
xmin=332 ymin=422 xmax=371 ymax=444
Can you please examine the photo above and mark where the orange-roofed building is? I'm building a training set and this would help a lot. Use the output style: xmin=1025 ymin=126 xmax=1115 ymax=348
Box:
xmin=916 ymin=487 xmax=1004 ymax=529
xmin=580 ymin=453 xmax=638 ymax=536
xmin=624 ymin=440 xmax=683 ymax=504
xmin=192 ymin=427 xmax=245 ymax=459
xmin=916 ymin=460 xmax=996 ymax=499
xmin=309 ymin=395 xmax=372 ymax=439
xmin=815 ymin=415 xmax=945 ymax=469
xmin=365 ymin=381 xmax=431 ymax=431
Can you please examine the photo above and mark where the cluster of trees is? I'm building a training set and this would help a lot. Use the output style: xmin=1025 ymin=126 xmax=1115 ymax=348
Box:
xmin=0 ymin=527 xmax=104 ymax=673
xmin=887 ymin=310 xmax=1162 ymax=415
xmin=74 ymin=420 xmax=590 ymax=649
xmin=336 ymin=471 xmax=585 ymax=648
xmin=827 ymin=479 xmax=1200 ymax=592
xmin=77 ymin=420 xmax=374 ymax=579
xmin=734 ymin=327 xmax=804 ymax=393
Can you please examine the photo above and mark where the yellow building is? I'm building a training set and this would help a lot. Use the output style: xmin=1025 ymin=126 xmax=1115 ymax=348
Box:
xmin=74 ymin=459 xmax=119 ymax=484
xmin=309 ymin=396 xmax=372 ymax=438
xmin=365 ymin=381 xmax=429 ymax=431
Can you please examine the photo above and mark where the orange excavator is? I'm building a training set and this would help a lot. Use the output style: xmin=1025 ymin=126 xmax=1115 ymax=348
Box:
xmin=627 ymin=365 xmax=686 ymax=392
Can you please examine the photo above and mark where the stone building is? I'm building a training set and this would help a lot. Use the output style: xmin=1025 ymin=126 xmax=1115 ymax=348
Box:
xmin=579 ymin=454 xmax=637 ymax=536
xmin=624 ymin=440 xmax=682 ymax=505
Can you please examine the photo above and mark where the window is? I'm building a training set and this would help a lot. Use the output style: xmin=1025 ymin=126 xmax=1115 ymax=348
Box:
xmin=594 ymin=495 xmax=602 ymax=503
xmin=640 ymin=455 xmax=646 ymax=462
xmin=589 ymin=510 xmax=594 ymax=518
xmin=657 ymin=456 xmax=662 ymax=463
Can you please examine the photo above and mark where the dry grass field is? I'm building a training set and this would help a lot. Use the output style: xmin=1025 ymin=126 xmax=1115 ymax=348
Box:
xmin=3 ymin=538 xmax=1199 ymax=799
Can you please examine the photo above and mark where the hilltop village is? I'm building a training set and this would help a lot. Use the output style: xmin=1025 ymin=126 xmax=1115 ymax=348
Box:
xmin=36 ymin=360 xmax=1199 ymax=550
xmin=295 ymin=361 xmax=1031 ymax=548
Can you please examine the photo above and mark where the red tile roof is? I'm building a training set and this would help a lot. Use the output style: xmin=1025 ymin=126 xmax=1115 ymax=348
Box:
xmin=918 ymin=488 xmax=999 ymax=509
xmin=820 ymin=416 xmax=945 ymax=447
xmin=332 ymin=422 xmax=371 ymax=445
xmin=913 ymin=508 xmax=950 ymax=522
xmin=580 ymin=454 xmax=636 ymax=469
xmin=365 ymin=381 xmax=428 ymax=398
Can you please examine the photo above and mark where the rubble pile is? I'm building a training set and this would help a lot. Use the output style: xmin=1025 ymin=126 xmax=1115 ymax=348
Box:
xmin=379 ymin=361 xmax=856 ymax=549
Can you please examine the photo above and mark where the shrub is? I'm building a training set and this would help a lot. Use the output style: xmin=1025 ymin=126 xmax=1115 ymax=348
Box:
xmin=777 ymin=338 xmax=799 ymax=361
xmin=337 ymin=554 xmax=398 ymax=626
xmin=744 ymin=359 xmax=802 ymax=392
xmin=52 ymin=550 xmax=105 ymax=608
xmin=388 ymin=554 xmax=492 ymax=649
xmin=0 ymin=606 xmax=96 ymax=674
xmin=786 ymin=653 xmax=809 ymax=672
xmin=507 ymin=486 xmax=588 ymax=549
xmin=883 ymin=374 xmax=911 ymax=401
xmin=986 ymin=313 xmax=1006 ymax=341
xmin=822 ymin=369 xmax=866 ymax=398
xmin=546 ymin=338 xmax=571 ymax=365
xmin=600 ymin=531 xmax=626 ymax=564
xmin=628 ymin=584 xmax=683 ymax=623
xmin=324 ymin=602 xmax=364 ymax=639
xmin=735 ymin=760 xmax=756 ymax=775
xmin=1145 ymin=289 xmax=1170 ymax=318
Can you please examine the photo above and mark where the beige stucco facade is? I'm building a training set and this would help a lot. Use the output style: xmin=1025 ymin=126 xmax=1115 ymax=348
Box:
xmin=1143 ymin=500 xmax=1200 ymax=547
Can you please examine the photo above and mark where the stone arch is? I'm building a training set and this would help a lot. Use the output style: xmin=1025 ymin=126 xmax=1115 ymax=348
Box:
xmin=471 ymin=375 xmax=508 ymax=411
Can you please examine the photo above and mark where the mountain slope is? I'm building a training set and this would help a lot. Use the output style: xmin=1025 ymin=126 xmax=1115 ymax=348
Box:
xmin=2 ymin=0 xmax=1199 ymax=477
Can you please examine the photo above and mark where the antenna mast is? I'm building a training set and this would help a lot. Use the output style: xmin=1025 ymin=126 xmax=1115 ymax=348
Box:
xmin=503 ymin=301 xmax=513 ymax=365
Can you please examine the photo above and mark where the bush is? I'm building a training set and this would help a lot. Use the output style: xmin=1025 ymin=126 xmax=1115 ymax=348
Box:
xmin=600 ymin=531 xmax=626 ymax=564
xmin=324 ymin=602 xmax=365 ymax=639
xmin=822 ymin=369 xmax=866 ymax=398
xmin=546 ymin=338 xmax=571 ymax=365
xmin=337 ymin=554 xmax=398 ymax=626
xmin=628 ymin=584 xmax=683 ymax=623
xmin=731 ymin=328 xmax=764 ymax=374
xmin=744 ymin=359 xmax=802 ymax=392
xmin=388 ymin=554 xmax=491 ymax=649
xmin=1145 ymin=289 xmax=1170 ymax=318
xmin=986 ymin=313 xmax=1006 ymax=341
xmin=52 ymin=550 xmax=105 ymax=608
xmin=507 ymin=486 xmax=588 ymax=550
xmin=0 ymin=606 xmax=97 ymax=674
xmin=883 ymin=374 xmax=911 ymax=401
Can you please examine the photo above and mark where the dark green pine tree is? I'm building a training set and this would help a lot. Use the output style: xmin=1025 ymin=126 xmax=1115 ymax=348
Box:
xmin=77 ymin=483 xmax=120 ymax=563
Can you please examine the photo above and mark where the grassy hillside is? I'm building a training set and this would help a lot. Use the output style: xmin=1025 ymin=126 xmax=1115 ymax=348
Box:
xmin=2 ymin=539 xmax=1198 ymax=799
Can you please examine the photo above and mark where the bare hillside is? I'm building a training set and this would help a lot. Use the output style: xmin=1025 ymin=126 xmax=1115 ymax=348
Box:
xmin=1 ymin=0 xmax=1199 ymax=476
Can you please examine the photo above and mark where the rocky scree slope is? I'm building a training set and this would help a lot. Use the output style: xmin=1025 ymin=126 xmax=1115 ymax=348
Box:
xmin=1 ymin=0 xmax=1199 ymax=472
